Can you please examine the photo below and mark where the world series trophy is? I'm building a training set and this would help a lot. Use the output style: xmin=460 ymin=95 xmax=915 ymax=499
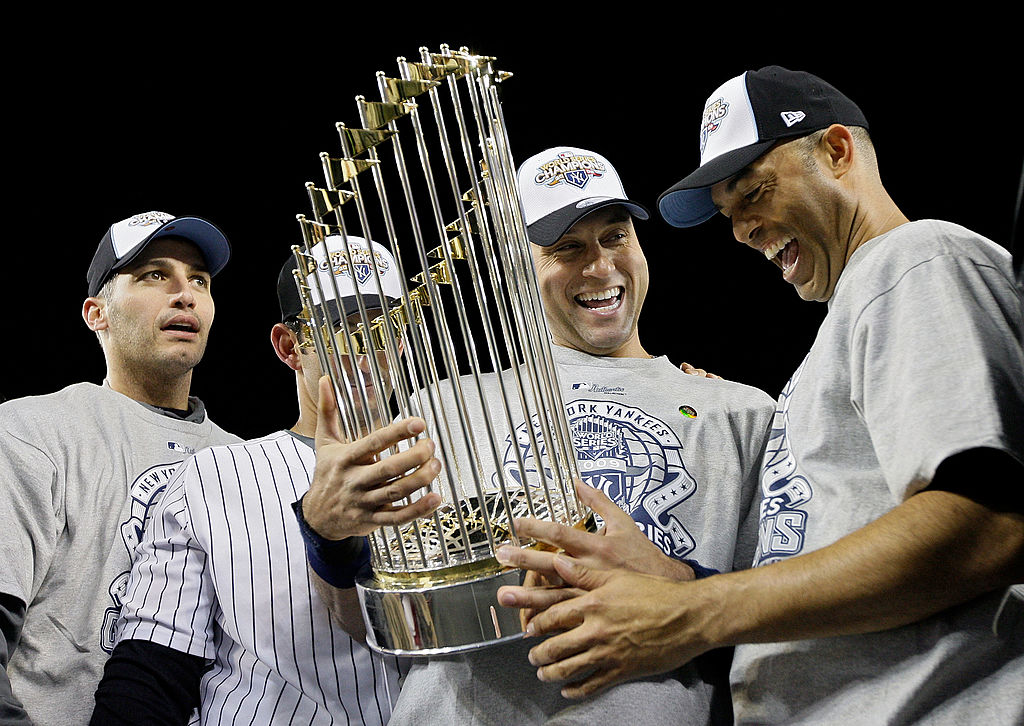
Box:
xmin=287 ymin=45 xmax=593 ymax=655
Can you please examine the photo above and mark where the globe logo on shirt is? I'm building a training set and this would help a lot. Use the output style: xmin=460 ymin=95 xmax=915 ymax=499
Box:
xmin=497 ymin=400 xmax=698 ymax=558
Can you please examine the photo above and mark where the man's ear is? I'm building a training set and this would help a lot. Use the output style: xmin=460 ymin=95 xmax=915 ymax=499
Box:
xmin=822 ymin=124 xmax=855 ymax=179
xmin=82 ymin=297 xmax=108 ymax=332
xmin=271 ymin=323 xmax=303 ymax=371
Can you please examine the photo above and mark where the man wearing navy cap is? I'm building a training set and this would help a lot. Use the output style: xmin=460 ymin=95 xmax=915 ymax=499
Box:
xmin=92 ymin=235 xmax=441 ymax=725
xmin=502 ymin=69 xmax=1024 ymax=724
xmin=0 ymin=211 xmax=239 ymax=724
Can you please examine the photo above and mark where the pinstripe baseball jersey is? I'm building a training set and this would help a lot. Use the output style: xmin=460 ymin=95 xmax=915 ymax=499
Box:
xmin=115 ymin=430 xmax=404 ymax=725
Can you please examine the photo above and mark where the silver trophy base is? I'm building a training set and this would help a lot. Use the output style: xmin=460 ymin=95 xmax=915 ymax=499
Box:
xmin=356 ymin=566 xmax=528 ymax=656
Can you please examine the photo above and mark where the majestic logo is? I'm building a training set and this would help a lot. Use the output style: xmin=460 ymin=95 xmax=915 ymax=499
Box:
xmin=780 ymin=110 xmax=806 ymax=128
xmin=498 ymin=400 xmax=697 ymax=558
xmin=167 ymin=441 xmax=194 ymax=455
xmin=100 ymin=462 xmax=181 ymax=652
xmin=568 ymin=382 xmax=625 ymax=396
xmin=700 ymin=97 xmax=730 ymax=155
xmin=533 ymin=152 xmax=606 ymax=190
xmin=316 ymin=246 xmax=392 ymax=286
xmin=753 ymin=358 xmax=813 ymax=566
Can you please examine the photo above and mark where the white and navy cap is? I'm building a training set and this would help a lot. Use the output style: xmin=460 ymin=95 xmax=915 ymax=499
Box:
xmin=516 ymin=146 xmax=649 ymax=245
xmin=87 ymin=211 xmax=231 ymax=296
xmin=658 ymin=66 xmax=868 ymax=228
xmin=278 ymin=235 xmax=402 ymax=324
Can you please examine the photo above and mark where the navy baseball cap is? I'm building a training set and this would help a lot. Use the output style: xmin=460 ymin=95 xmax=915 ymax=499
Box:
xmin=87 ymin=211 xmax=231 ymax=296
xmin=658 ymin=66 xmax=868 ymax=228
xmin=516 ymin=146 xmax=649 ymax=246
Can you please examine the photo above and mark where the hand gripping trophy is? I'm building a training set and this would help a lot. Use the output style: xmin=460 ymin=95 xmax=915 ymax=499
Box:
xmin=287 ymin=45 xmax=592 ymax=655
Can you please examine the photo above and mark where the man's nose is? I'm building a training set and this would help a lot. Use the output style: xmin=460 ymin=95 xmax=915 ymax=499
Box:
xmin=169 ymin=275 xmax=196 ymax=308
xmin=732 ymin=212 xmax=760 ymax=246
xmin=582 ymin=248 xmax=615 ymax=276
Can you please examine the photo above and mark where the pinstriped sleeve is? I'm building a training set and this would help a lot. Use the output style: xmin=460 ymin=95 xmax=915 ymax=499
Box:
xmin=114 ymin=455 xmax=218 ymax=660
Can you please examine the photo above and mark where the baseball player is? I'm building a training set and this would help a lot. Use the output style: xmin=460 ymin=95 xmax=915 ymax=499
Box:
xmin=0 ymin=211 xmax=238 ymax=725
xmin=354 ymin=147 xmax=777 ymax=725
xmin=503 ymin=67 xmax=1024 ymax=724
xmin=91 ymin=235 xmax=441 ymax=725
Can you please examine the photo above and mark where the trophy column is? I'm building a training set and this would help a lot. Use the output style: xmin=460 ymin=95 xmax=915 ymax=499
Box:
xmin=287 ymin=45 xmax=591 ymax=655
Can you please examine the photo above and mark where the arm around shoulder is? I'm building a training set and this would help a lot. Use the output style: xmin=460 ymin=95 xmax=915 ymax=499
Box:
xmin=510 ymin=450 xmax=1024 ymax=698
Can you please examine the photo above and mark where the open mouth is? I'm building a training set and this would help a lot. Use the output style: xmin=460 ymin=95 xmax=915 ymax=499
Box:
xmin=763 ymin=237 xmax=799 ymax=274
xmin=162 ymin=316 xmax=200 ymax=335
xmin=575 ymin=286 xmax=623 ymax=311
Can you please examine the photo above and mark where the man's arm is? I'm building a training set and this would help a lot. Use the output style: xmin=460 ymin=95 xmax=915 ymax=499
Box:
xmin=308 ymin=569 xmax=368 ymax=644
xmin=0 ymin=594 xmax=30 ymax=725
xmin=0 ymin=407 xmax=61 ymax=726
xmin=297 ymin=376 xmax=442 ymax=636
xmin=499 ymin=447 xmax=1024 ymax=698
xmin=91 ymin=460 xmax=217 ymax=723
xmin=91 ymin=640 xmax=204 ymax=726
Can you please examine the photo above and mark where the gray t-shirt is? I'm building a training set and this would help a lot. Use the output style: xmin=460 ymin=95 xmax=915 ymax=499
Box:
xmin=0 ymin=382 xmax=239 ymax=725
xmin=731 ymin=220 xmax=1024 ymax=725
xmin=391 ymin=346 xmax=775 ymax=725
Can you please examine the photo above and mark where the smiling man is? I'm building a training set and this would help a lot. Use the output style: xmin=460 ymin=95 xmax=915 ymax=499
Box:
xmin=387 ymin=147 xmax=775 ymax=725
xmin=499 ymin=68 xmax=1024 ymax=725
xmin=0 ymin=211 xmax=239 ymax=725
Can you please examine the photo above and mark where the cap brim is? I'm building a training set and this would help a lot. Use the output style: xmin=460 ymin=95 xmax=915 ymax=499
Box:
xmin=658 ymin=140 xmax=776 ymax=228
xmin=113 ymin=216 xmax=232 ymax=275
xmin=527 ymin=198 xmax=650 ymax=246
xmin=316 ymin=295 xmax=398 ymax=326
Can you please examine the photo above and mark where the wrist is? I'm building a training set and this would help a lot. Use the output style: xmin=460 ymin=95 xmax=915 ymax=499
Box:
xmin=292 ymin=495 xmax=370 ymax=588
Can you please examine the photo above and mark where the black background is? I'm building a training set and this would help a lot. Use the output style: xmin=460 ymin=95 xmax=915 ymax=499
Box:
xmin=9 ymin=19 xmax=1021 ymax=440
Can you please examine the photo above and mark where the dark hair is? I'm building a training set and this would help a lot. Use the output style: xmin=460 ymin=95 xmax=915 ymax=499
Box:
xmin=796 ymin=126 xmax=877 ymax=172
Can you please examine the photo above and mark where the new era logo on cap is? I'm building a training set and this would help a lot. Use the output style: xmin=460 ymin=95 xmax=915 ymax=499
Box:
xmin=781 ymin=111 xmax=806 ymax=127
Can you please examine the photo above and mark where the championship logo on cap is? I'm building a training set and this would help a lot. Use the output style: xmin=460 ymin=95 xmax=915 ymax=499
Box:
xmin=278 ymin=235 xmax=402 ymax=325
xmin=701 ymin=98 xmax=730 ymax=155
xmin=124 ymin=210 xmax=173 ymax=230
xmin=533 ymin=151 xmax=607 ymax=190
xmin=318 ymin=244 xmax=392 ymax=286
xmin=516 ymin=146 xmax=650 ymax=246
xmin=87 ymin=210 xmax=232 ymax=297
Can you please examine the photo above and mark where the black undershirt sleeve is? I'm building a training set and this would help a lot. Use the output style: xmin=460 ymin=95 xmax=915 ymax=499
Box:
xmin=90 ymin=639 xmax=206 ymax=726
xmin=924 ymin=447 xmax=1024 ymax=515
xmin=1 ymin=592 xmax=31 ymax=725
